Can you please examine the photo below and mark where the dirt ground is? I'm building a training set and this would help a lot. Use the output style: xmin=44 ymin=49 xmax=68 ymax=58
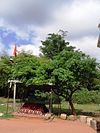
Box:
xmin=0 ymin=117 xmax=96 ymax=133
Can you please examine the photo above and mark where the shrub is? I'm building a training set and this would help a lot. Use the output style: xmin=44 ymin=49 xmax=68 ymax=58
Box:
xmin=73 ymin=89 xmax=100 ymax=104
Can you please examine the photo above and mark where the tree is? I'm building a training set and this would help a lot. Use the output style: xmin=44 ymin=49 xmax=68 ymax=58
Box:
xmin=45 ymin=49 xmax=98 ymax=115
xmin=0 ymin=56 xmax=12 ymax=96
xmin=32 ymin=56 xmax=51 ymax=85
xmin=10 ymin=52 xmax=52 ymax=101
xmin=11 ymin=52 xmax=40 ymax=85
xmin=11 ymin=52 xmax=50 ymax=86
xmin=40 ymin=33 xmax=98 ymax=115
xmin=40 ymin=33 xmax=74 ymax=59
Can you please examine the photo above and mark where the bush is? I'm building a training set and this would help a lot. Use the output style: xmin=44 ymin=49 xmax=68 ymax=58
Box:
xmin=73 ymin=89 xmax=100 ymax=104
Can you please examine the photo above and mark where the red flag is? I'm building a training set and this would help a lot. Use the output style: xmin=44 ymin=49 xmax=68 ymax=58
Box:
xmin=13 ymin=44 xmax=17 ymax=57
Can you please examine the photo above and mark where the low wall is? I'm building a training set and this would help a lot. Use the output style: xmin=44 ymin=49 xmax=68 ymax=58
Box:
xmin=79 ymin=115 xmax=100 ymax=133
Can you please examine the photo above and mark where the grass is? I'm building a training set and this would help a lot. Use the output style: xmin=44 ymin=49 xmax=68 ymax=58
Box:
xmin=52 ymin=102 xmax=100 ymax=116
xmin=0 ymin=105 xmax=13 ymax=119
xmin=61 ymin=102 xmax=100 ymax=112
xmin=0 ymin=97 xmax=100 ymax=118
xmin=74 ymin=103 xmax=100 ymax=112
xmin=0 ymin=113 xmax=13 ymax=119
xmin=0 ymin=97 xmax=18 ymax=119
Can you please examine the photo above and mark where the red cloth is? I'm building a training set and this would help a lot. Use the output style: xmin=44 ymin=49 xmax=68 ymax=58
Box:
xmin=19 ymin=103 xmax=48 ymax=115
xmin=13 ymin=44 xmax=17 ymax=57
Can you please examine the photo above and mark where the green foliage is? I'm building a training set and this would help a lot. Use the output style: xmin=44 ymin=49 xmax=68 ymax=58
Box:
xmin=73 ymin=89 xmax=91 ymax=104
xmin=32 ymin=57 xmax=51 ymax=85
xmin=11 ymin=53 xmax=52 ymax=86
xmin=0 ymin=56 xmax=12 ymax=93
xmin=48 ymin=50 xmax=97 ymax=99
xmin=40 ymin=33 xmax=74 ymax=59
xmin=73 ymin=89 xmax=100 ymax=104
xmin=44 ymin=46 xmax=98 ymax=114
xmin=39 ymin=33 xmax=98 ymax=114
xmin=11 ymin=53 xmax=40 ymax=85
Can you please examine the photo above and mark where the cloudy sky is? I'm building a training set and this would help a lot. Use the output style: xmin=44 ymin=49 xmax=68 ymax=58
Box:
xmin=0 ymin=0 xmax=100 ymax=61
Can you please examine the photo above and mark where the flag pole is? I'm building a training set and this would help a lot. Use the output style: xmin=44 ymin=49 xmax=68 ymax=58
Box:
xmin=12 ymin=44 xmax=17 ymax=111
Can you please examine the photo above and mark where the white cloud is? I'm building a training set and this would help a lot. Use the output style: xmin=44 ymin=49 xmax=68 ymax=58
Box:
xmin=47 ymin=0 xmax=100 ymax=38
xmin=18 ymin=44 xmax=40 ymax=56
xmin=28 ymin=0 xmax=100 ymax=45
xmin=8 ymin=43 xmax=40 ymax=57
xmin=0 ymin=0 xmax=67 ymax=27
xmin=0 ymin=0 xmax=100 ymax=61
xmin=0 ymin=0 xmax=99 ymax=32
xmin=31 ymin=0 xmax=100 ymax=61
xmin=0 ymin=0 xmax=99 ymax=39
xmin=70 ymin=36 xmax=100 ymax=61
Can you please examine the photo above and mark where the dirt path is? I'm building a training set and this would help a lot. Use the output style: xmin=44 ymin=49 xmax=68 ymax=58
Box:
xmin=0 ymin=118 xmax=95 ymax=133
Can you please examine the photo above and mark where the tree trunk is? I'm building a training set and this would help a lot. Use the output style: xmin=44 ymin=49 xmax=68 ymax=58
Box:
xmin=68 ymin=98 xmax=76 ymax=115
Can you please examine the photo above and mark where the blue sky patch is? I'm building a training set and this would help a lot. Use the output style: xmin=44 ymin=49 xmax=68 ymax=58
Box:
xmin=0 ymin=27 xmax=34 ymax=48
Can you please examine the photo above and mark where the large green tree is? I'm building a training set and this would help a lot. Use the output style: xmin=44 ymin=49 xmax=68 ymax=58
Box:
xmin=47 ymin=50 xmax=98 ymax=115
xmin=40 ymin=33 xmax=98 ymax=115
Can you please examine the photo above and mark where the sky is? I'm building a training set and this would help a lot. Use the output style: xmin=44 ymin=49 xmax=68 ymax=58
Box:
xmin=0 ymin=0 xmax=100 ymax=61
